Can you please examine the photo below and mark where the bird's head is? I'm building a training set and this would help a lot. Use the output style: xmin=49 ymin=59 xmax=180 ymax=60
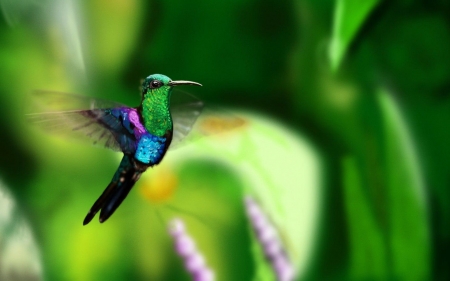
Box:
xmin=141 ymin=74 xmax=202 ymax=100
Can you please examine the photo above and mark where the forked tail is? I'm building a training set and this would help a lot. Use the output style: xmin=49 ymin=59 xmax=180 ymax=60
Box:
xmin=83 ymin=155 xmax=143 ymax=225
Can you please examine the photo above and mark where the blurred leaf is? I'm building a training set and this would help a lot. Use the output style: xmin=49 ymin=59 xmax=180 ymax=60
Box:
xmin=342 ymin=89 xmax=432 ymax=280
xmin=0 ymin=0 xmax=40 ymax=26
xmin=373 ymin=15 xmax=450 ymax=94
xmin=343 ymin=156 xmax=389 ymax=279
xmin=378 ymin=89 xmax=431 ymax=279
xmin=0 ymin=181 xmax=43 ymax=281
xmin=329 ymin=0 xmax=380 ymax=71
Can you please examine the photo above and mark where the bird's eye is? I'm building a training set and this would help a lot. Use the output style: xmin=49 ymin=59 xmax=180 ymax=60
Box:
xmin=150 ymin=80 xmax=163 ymax=89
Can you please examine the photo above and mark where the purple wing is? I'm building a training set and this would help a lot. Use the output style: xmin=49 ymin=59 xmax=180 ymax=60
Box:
xmin=26 ymin=91 xmax=137 ymax=154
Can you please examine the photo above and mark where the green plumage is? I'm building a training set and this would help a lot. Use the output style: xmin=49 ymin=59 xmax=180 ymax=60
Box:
xmin=142 ymin=86 xmax=173 ymax=137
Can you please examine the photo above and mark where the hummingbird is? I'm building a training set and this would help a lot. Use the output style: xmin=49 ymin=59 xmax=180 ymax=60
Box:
xmin=27 ymin=74 xmax=203 ymax=225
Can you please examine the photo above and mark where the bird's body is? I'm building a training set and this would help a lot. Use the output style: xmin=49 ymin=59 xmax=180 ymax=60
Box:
xmin=80 ymin=106 xmax=172 ymax=225
xmin=28 ymin=74 xmax=202 ymax=225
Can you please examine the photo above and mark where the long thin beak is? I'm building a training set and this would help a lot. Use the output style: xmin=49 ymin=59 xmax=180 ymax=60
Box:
xmin=168 ymin=80 xmax=202 ymax=87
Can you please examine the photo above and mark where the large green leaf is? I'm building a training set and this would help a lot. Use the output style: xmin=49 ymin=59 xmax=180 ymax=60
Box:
xmin=378 ymin=89 xmax=431 ymax=280
xmin=329 ymin=0 xmax=380 ymax=71
xmin=342 ymin=89 xmax=431 ymax=280
xmin=343 ymin=156 xmax=389 ymax=279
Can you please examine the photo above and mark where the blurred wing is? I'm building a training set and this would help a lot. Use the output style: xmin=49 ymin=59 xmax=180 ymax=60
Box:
xmin=27 ymin=90 xmax=126 ymax=111
xmin=169 ymin=89 xmax=246 ymax=150
xmin=170 ymin=89 xmax=204 ymax=149
xmin=0 ymin=0 xmax=40 ymax=27
xmin=191 ymin=107 xmax=247 ymax=137
xmin=26 ymin=91 xmax=136 ymax=153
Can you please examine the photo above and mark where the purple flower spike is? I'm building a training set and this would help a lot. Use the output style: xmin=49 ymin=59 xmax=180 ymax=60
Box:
xmin=245 ymin=196 xmax=261 ymax=218
xmin=186 ymin=253 xmax=205 ymax=273
xmin=175 ymin=235 xmax=196 ymax=257
xmin=265 ymin=239 xmax=282 ymax=258
xmin=274 ymin=256 xmax=295 ymax=281
xmin=252 ymin=213 xmax=269 ymax=230
xmin=169 ymin=218 xmax=185 ymax=237
xmin=245 ymin=196 xmax=296 ymax=281
xmin=195 ymin=268 xmax=215 ymax=281
xmin=169 ymin=218 xmax=216 ymax=281
xmin=258 ymin=224 xmax=277 ymax=244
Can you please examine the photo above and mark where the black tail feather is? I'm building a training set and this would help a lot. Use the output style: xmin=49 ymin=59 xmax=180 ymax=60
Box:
xmin=83 ymin=155 xmax=143 ymax=225
xmin=83 ymin=181 xmax=118 ymax=225
xmin=98 ymin=170 xmax=139 ymax=223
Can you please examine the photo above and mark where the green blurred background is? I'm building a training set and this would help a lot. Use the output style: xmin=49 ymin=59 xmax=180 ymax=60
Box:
xmin=0 ymin=0 xmax=449 ymax=280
